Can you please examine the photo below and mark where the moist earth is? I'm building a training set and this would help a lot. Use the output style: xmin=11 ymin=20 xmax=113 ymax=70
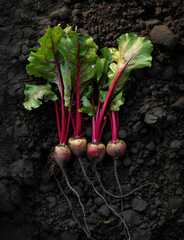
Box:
xmin=0 ymin=0 xmax=184 ymax=240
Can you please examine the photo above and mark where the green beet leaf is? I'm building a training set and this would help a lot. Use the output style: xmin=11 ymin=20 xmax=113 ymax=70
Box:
xmin=78 ymin=96 xmax=97 ymax=117
xmin=95 ymin=58 xmax=110 ymax=88
xmin=26 ymin=25 xmax=72 ymax=108
xmin=23 ymin=83 xmax=58 ymax=110
xmin=59 ymin=31 xmax=98 ymax=95
xmin=107 ymin=33 xmax=153 ymax=95
xmin=110 ymin=91 xmax=125 ymax=111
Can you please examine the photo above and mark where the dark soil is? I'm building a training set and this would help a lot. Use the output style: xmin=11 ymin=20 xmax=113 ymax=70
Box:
xmin=0 ymin=0 xmax=184 ymax=240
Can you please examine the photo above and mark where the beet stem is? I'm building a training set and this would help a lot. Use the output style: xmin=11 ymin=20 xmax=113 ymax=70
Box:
xmin=51 ymin=36 xmax=66 ymax=144
xmin=77 ymin=156 xmax=131 ymax=240
xmin=58 ymin=163 xmax=91 ymax=237
xmin=96 ymin=53 xmax=137 ymax=137
xmin=92 ymin=96 xmax=96 ymax=142
xmin=98 ymin=115 xmax=107 ymax=142
xmin=54 ymin=176 xmax=91 ymax=238
xmin=54 ymin=101 xmax=62 ymax=143
xmin=111 ymin=111 xmax=118 ymax=142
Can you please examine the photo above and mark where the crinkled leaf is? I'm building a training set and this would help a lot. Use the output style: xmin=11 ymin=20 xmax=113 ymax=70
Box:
xmin=23 ymin=83 xmax=58 ymax=110
xmin=100 ymin=47 xmax=112 ymax=63
xmin=95 ymin=58 xmax=109 ymax=88
xmin=78 ymin=96 xmax=97 ymax=117
xmin=107 ymin=33 xmax=153 ymax=95
xmin=26 ymin=25 xmax=72 ymax=108
xmin=26 ymin=26 xmax=63 ymax=80
xmin=59 ymin=31 xmax=98 ymax=95
xmin=110 ymin=91 xmax=125 ymax=111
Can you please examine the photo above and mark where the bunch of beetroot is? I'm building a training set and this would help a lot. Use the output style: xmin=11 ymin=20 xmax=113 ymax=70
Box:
xmin=23 ymin=25 xmax=153 ymax=239
xmin=24 ymin=25 xmax=153 ymax=163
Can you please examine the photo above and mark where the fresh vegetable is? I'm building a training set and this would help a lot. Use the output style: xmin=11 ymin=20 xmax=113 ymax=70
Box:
xmin=59 ymin=30 xmax=98 ymax=156
xmin=81 ymin=33 xmax=153 ymax=162
xmin=86 ymin=142 xmax=106 ymax=162
xmin=52 ymin=144 xmax=71 ymax=165
xmin=23 ymin=25 xmax=73 ymax=163
xmin=68 ymin=136 xmax=87 ymax=157
xmin=23 ymin=25 xmax=91 ymax=237
xmin=23 ymin=25 xmax=154 ymax=240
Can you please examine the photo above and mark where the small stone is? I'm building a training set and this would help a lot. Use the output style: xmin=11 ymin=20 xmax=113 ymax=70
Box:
xmin=123 ymin=210 xmax=142 ymax=227
xmin=150 ymin=209 xmax=157 ymax=217
xmin=118 ymin=129 xmax=128 ymax=139
xmin=145 ymin=141 xmax=156 ymax=151
xmin=170 ymin=139 xmax=182 ymax=152
xmin=72 ymin=9 xmax=81 ymax=17
xmin=155 ymin=7 xmax=161 ymax=16
xmin=171 ymin=96 xmax=184 ymax=113
xmin=94 ymin=196 xmax=104 ymax=207
xmin=144 ymin=107 xmax=166 ymax=126
xmin=132 ymin=197 xmax=148 ymax=212
xmin=145 ymin=19 xmax=161 ymax=28
xmin=98 ymin=204 xmax=110 ymax=217
xmin=150 ymin=25 xmax=178 ymax=50
xmin=82 ymin=10 xmax=91 ymax=18
xmin=40 ymin=181 xmax=56 ymax=193
xmin=137 ymin=158 xmax=144 ymax=165
xmin=46 ymin=196 xmax=57 ymax=209
xmin=132 ymin=121 xmax=144 ymax=133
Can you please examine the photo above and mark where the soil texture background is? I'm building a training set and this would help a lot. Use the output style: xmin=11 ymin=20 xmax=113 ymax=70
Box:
xmin=0 ymin=0 xmax=184 ymax=240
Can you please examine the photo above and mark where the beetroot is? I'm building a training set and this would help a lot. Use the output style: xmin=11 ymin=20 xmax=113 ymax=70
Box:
xmin=86 ymin=142 xmax=106 ymax=163
xmin=107 ymin=139 xmax=127 ymax=160
xmin=68 ymin=136 xmax=87 ymax=157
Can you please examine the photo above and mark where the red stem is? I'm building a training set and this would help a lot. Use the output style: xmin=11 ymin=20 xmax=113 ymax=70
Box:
xmin=111 ymin=111 xmax=118 ymax=142
xmin=95 ymin=90 xmax=101 ymax=123
xmin=54 ymin=101 xmax=62 ymax=143
xmin=71 ymin=111 xmax=76 ymax=136
xmin=64 ymin=110 xmax=71 ymax=145
xmin=92 ymin=117 xmax=96 ymax=142
xmin=75 ymin=51 xmax=82 ymax=137
xmin=92 ymin=96 xmax=96 ymax=142
xmin=98 ymin=116 xmax=108 ymax=142
xmin=109 ymin=113 xmax=114 ymax=141
xmin=51 ymin=36 xmax=66 ymax=144
xmin=95 ymin=54 xmax=136 ymax=137
xmin=116 ymin=111 xmax=119 ymax=133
